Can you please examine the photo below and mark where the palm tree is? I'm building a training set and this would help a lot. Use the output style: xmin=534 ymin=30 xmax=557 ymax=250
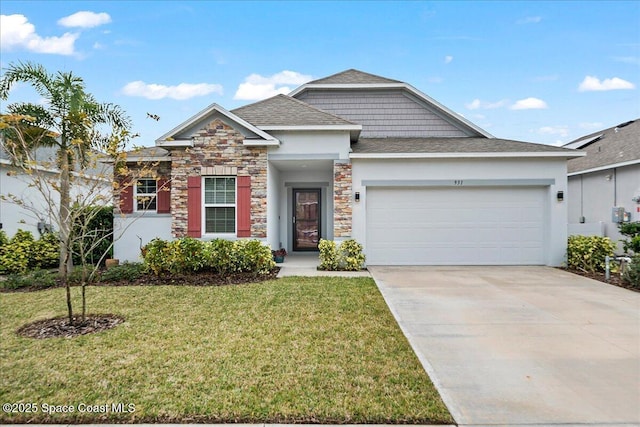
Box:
xmin=0 ymin=61 xmax=131 ymax=323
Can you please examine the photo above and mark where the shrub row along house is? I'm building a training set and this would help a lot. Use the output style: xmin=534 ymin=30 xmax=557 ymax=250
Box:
xmin=114 ymin=69 xmax=582 ymax=266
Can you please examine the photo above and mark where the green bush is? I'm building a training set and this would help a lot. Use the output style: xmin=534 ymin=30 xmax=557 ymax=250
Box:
xmin=203 ymin=239 xmax=235 ymax=274
xmin=618 ymin=222 xmax=640 ymax=254
xmin=623 ymin=255 xmax=640 ymax=289
xmin=142 ymin=237 xmax=275 ymax=276
xmin=567 ymin=235 xmax=616 ymax=273
xmin=318 ymin=238 xmax=366 ymax=271
xmin=0 ymin=230 xmax=8 ymax=247
xmin=142 ymin=238 xmax=169 ymax=275
xmin=72 ymin=205 xmax=114 ymax=266
xmin=32 ymin=233 xmax=59 ymax=269
xmin=231 ymin=239 xmax=275 ymax=274
xmin=1 ymin=269 xmax=56 ymax=290
xmin=338 ymin=239 xmax=366 ymax=271
xmin=318 ymin=239 xmax=339 ymax=270
xmin=100 ymin=262 xmax=146 ymax=283
xmin=68 ymin=265 xmax=99 ymax=284
xmin=0 ymin=230 xmax=59 ymax=274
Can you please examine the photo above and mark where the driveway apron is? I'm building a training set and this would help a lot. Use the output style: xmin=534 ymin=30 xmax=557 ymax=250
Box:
xmin=369 ymin=266 xmax=640 ymax=426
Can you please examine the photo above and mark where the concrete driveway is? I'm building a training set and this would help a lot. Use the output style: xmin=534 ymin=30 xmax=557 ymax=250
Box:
xmin=369 ymin=266 xmax=640 ymax=426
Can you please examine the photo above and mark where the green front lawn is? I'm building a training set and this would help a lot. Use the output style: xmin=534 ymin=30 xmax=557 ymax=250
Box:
xmin=0 ymin=277 xmax=452 ymax=424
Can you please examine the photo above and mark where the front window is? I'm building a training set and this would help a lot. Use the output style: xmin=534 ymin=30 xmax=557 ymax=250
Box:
xmin=136 ymin=179 xmax=157 ymax=211
xmin=204 ymin=177 xmax=236 ymax=233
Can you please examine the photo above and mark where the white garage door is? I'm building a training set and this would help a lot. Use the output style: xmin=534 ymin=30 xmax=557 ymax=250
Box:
xmin=366 ymin=187 xmax=547 ymax=265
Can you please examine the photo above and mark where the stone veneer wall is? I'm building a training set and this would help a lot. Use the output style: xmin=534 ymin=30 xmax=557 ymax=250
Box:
xmin=333 ymin=161 xmax=352 ymax=238
xmin=170 ymin=118 xmax=267 ymax=238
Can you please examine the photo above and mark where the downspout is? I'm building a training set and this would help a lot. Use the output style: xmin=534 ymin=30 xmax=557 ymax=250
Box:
xmin=613 ymin=168 xmax=617 ymax=206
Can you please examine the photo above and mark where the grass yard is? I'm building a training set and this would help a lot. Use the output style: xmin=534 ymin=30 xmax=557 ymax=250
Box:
xmin=0 ymin=277 xmax=452 ymax=424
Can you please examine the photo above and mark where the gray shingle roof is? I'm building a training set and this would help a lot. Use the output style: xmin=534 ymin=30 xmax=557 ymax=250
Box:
xmin=564 ymin=119 xmax=639 ymax=173
xmin=232 ymin=94 xmax=357 ymax=127
xmin=306 ymin=69 xmax=402 ymax=85
xmin=351 ymin=137 xmax=577 ymax=154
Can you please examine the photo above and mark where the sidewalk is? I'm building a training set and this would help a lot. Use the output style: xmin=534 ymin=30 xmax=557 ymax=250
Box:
xmin=276 ymin=253 xmax=370 ymax=278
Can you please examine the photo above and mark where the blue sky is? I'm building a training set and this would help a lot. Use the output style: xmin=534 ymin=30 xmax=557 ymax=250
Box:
xmin=1 ymin=1 xmax=638 ymax=146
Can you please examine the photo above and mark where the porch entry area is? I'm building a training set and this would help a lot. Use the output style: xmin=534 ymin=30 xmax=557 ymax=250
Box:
xmin=293 ymin=189 xmax=321 ymax=251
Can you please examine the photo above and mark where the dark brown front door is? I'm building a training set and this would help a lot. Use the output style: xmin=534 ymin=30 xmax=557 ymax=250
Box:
xmin=293 ymin=189 xmax=321 ymax=251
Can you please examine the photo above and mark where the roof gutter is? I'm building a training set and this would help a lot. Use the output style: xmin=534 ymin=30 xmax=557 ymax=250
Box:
xmin=350 ymin=151 xmax=586 ymax=159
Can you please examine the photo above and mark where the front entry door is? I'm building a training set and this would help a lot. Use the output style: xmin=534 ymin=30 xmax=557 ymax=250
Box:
xmin=293 ymin=189 xmax=321 ymax=251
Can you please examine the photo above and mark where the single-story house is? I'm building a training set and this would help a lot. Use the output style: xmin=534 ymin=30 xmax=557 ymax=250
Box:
xmin=565 ymin=119 xmax=640 ymax=249
xmin=114 ymin=69 xmax=582 ymax=266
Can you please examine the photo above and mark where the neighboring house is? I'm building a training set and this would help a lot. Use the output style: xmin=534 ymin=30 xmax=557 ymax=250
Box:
xmin=0 ymin=144 xmax=112 ymax=238
xmin=114 ymin=69 xmax=582 ymax=266
xmin=565 ymin=119 xmax=640 ymax=250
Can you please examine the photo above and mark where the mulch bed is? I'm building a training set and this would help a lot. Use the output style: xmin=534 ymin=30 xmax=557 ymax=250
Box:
xmin=16 ymin=314 xmax=125 ymax=339
xmin=562 ymin=268 xmax=638 ymax=292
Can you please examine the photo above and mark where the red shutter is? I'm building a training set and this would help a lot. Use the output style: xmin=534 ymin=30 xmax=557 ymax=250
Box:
xmin=237 ymin=176 xmax=251 ymax=237
xmin=119 ymin=177 xmax=133 ymax=214
xmin=157 ymin=178 xmax=171 ymax=214
xmin=187 ymin=176 xmax=201 ymax=237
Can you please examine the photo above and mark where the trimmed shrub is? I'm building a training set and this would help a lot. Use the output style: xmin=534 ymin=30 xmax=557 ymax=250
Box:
xmin=231 ymin=239 xmax=275 ymax=275
xmin=0 ymin=230 xmax=8 ymax=247
xmin=72 ymin=205 xmax=114 ymax=266
xmin=0 ymin=230 xmax=58 ymax=274
xmin=1 ymin=269 xmax=56 ymax=290
xmin=567 ymin=235 xmax=616 ymax=273
xmin=100 ymin=262 xmax=146 ymax=283
xmin=142 ymin=238 xmax=169 ymax=275
xmin=338 ymin=239 xmax=366 ymax=271
xmin=623 ymin=255 xmax=640 ymax=289
xmin=204 ymin=239 xmax=235 ymax=274
xmin=318 ymin=239 xmax=339 ymax=271
xmin=318 ymin=238 xmax=366 ymax=271
xmin=142 ymin=237 xmax=275 ymax=276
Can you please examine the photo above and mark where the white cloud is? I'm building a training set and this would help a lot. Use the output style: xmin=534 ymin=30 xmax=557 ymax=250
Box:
xmin=444 ymin=55 xmax=453 ymax=64
xmin=538 ymin=125 xmax=569 ymax=137
xmin=517 ymin=16 xmax=542 ymax=24
xmin=234 ymin=70 xmax=313 ymax=100
xmin=122 ymin=81 xmax=223 ymax=100
xmin=0 ymin=14 xmax=78 ymax=55
xmin=58 ymin=11 xmax=111 ymax=28
xmin=465 ymin=98 xmax=509 ymax=110
xmin=510 ymin=97 xmax=548 ymax=110
xmin=578 ymin=75 xmax=635 ymax=91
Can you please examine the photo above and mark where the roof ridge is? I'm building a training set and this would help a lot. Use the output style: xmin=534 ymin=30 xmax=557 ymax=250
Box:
xmin=306 ymin=69 xmax=403 ymax=85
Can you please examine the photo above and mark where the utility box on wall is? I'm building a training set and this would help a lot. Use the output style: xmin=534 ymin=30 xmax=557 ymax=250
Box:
xmin=611 ymin=206 xmax=630 ymax=223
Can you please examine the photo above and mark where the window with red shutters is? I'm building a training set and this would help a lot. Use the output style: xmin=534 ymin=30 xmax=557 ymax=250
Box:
xmin=119 ymin=177 xmax=133 ymax=214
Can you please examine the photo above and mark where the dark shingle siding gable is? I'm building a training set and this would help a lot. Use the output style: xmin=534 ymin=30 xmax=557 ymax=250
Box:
xmin=297 ymin=89 xmax=469 ymax=138
xmin=231 ymin=94 xmax=356 ymax=127
xmin=306 ymin=69 xmax=402 ymax=85
xmin=566 ymin=119 xmax=640 ymax=173
xmin=352 ymin=138 xmax=575 ymax=154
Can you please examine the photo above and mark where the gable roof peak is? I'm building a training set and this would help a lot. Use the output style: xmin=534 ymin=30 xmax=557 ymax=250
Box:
xmin=307 ymin=69 xmax=403 ymax=85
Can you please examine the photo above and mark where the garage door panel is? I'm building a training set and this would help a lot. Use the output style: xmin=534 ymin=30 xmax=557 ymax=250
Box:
xmin=366 ymin=187 xmax=546 ymax=265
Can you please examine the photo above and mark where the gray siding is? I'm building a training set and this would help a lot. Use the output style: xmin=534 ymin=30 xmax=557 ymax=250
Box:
xmin=297 ymin=89 xmax=469 ymax=138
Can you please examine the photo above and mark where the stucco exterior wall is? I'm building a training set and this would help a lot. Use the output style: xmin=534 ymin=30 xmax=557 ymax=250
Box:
xmin=568 ymin=164 xmax=640 ymax=251
xmin=113 ymin=213 xmax=173 ymax=262
xmin=0 ymin=163 xmax=111 ymax=238
xmin=351 ymin=157 xmax=569 ymax=266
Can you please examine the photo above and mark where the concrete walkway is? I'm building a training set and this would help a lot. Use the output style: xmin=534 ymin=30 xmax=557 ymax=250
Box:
xmin=276 ymin=253 xmax=370 ymax=277
xmin=369 ymin=266 xmax=640 ymax=427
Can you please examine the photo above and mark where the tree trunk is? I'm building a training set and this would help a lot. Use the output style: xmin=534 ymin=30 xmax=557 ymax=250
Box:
xmin=59 ymin=143 xmax=73 ymax=324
